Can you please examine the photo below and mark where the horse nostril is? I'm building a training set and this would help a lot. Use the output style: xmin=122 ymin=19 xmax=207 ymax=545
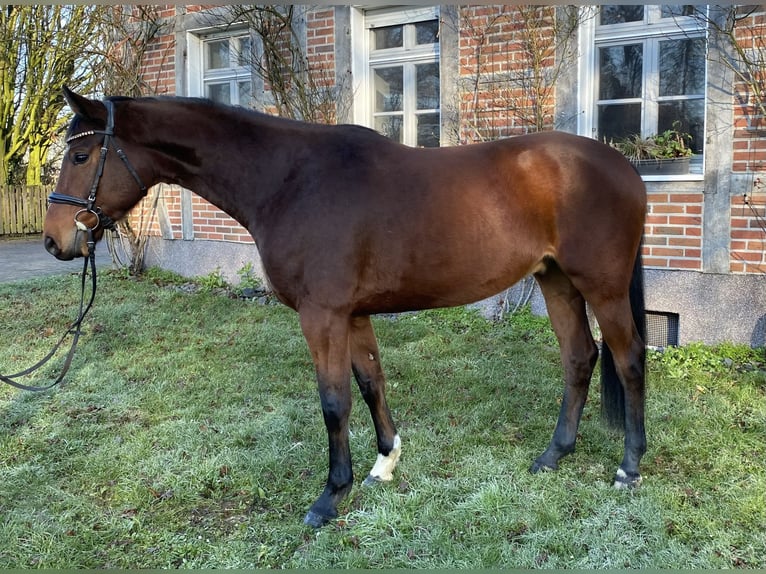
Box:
xmin=44 ymin=236 xmax=60 ymax=256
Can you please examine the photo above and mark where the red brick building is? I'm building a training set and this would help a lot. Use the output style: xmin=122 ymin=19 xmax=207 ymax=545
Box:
xmin=122 ymin=5 xmax=765 ymax=346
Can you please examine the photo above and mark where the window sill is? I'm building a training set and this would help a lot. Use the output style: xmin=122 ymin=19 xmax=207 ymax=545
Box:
xmin=641 ymin=173 xmax=704 ymax=183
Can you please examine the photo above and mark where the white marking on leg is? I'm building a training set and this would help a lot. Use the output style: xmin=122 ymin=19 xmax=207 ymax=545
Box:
xmin=614 ymin=467 xmax=629 ymax=489
xmin=613 ymin=467 xmax=642 ymax=489
xmin=368 ymin=434 xmax=401 ymax=482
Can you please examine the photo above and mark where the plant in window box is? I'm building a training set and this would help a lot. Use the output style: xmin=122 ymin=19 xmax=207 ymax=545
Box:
xmin=610 ymin=126 xmax=693 ymax=176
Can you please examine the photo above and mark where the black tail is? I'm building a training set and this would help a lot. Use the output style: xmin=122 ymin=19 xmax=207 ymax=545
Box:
xmin=600 ymin=241 xmax=646 ymax=430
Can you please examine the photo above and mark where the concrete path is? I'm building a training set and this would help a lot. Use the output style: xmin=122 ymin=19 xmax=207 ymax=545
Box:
xmin=0 ymin=237 xmax=114 ymax=283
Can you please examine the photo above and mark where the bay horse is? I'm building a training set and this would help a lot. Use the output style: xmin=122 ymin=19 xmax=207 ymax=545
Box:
xmin=44 ymin=87 xmax=647 ymax=528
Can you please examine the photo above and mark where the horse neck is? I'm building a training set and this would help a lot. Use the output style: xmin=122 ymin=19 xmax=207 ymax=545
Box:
xmin=133 ymin=99 xmax=300 ymax=229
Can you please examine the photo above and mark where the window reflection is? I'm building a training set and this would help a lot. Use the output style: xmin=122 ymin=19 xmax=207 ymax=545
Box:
xmin=236 ymin=37 xmax=252 ymax=67
xmin=373 ymin=25 xmax=402 ymax=50
xmin=415 ymin=20 xmax=439 ymax=44
xmin=374 ymin=67 xmax=403 ymax=113
xmin=207 ymin=83 xmax=230 ymax=104
xmin=416 ymin=63 xmax=439 ymax=110
xmin=661 ymin=5 xmax=696 ymax=18
xmin=598 ymin=103 xmax=641 ymax=142
xmin=417 ymin=113 xmax=440 ymax=147
xmin=238 ymin=81 xmax=253 ymax=108
xmin=600 ymin=5 xmax=643 ymax=25
xmin=375 ymin=116 xmax=403 ymax=143
xmin=206 ymin=39 xmax=230 ymax=70
xmin=599 ymin=44 xmax=643 ymax=100
xmin=659 ymin=38 xmax=706 ymax=97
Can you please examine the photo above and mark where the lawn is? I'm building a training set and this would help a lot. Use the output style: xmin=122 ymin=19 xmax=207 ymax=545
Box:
xmin=0 ymin=269 xmax=764 ymax=568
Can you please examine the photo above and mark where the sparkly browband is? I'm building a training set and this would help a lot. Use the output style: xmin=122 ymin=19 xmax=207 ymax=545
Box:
xmin=66 ymin=130 xmax=98 ymax=144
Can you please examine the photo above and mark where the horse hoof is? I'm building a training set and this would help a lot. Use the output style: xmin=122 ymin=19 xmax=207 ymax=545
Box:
xmin=613 ymin=467 xmax=642 ymax=489
xmin=363 ymin=474 xmax=382 ymax=487
xmin=303 ymin=509 xmax=334 ymax=528
xmin=529 ymin=459 xmax=558 ymax=474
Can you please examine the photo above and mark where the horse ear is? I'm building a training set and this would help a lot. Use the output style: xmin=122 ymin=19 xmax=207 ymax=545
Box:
xmin=63 ymin=86 xmax=106 ymax=122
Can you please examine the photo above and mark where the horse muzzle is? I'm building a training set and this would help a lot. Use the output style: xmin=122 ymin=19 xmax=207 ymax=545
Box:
xmin=43 ymin=226 xmax=99 ymax=260
xmin=44 ymin=233 xmax=80 ymax=260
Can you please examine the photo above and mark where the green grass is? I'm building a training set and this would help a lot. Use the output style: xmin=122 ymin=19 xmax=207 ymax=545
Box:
xmin=0 ymin=270 xmax=764 ymax=568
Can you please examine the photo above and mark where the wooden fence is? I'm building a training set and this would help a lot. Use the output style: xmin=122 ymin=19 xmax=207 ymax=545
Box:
xmin=0 ymin=185 xmax=51 ymax=236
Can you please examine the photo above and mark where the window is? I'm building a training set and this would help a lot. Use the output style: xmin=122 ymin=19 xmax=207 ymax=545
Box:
xmin=201 ymin=32 xmax=254 ymax=108
xmin=580 ymin=5 xmax=706 ymax=176
xmin=364 ymin=8 xmax=441 ymax=147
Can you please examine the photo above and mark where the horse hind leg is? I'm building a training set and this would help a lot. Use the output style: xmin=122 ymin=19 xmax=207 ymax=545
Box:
xmin=530 ymin=262 xmax=599 ymax=473
xmin=589 ymin=295 xmax=646 ymax=489
xmin=349 ymin=316 xmax=401 ymax=485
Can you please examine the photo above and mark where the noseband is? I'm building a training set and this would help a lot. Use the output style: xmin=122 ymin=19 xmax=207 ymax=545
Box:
xmin=0 ymin=99 xmax=147 ymax=392
xmin=48 ymin=99 xmax=148 ymax=232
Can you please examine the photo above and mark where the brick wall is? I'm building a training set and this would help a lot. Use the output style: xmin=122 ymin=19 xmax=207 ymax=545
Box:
xmin=136 ymin=6 xmax=177 ymax=96
xmin=731 ymin=7 xmax=765 ymax=174
xmin=731 ymin=190 xmax=766 ymax=274
xmin=729 ymin=7 xmax=766 ymax=274
xmin=189 ymin=195 xmax=251 ymax=243
xmin=139 ymin=37 xmax=176 ymax=96
xmin=457 ymin=5 xmax=557 ymax=143
xmin=644 ymin=191 xmax=703 ymax=270
xmin=305 ymin=8 xmax=337 ymax=124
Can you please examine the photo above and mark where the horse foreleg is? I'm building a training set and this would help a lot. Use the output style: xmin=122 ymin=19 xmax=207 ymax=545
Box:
xmin=530 ymin=266 xmax=599 ymax=473
xmin=299 ymin=307 xmax=355 ymax=528
xmin=349 ymin=315 xmax=401 ymax=486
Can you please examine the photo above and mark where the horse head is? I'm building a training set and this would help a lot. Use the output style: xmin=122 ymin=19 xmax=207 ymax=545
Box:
xmin=44 ymin=87 xmax=149 ymax=260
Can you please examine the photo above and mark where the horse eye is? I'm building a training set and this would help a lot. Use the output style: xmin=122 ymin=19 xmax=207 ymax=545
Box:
xmin=73 ymin=152 xmax=89 ymax=165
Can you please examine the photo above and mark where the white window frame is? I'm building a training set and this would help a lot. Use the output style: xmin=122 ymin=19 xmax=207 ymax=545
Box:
xmin=187 ymin=26 xmax=254 ymax=107
xmin=578 ymin=5 xmax=707 ymax=181
xmin=351 ymin=6 xmax=441 ymax=147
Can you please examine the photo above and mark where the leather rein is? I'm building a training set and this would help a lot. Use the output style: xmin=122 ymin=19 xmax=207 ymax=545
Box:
xmin=1 ymin=99 xmax=147 ymax=392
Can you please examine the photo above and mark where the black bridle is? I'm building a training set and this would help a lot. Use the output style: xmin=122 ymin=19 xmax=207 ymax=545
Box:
xmin=49 ymin=99 xmax=147 ymax=230
xmin=1 ymin=99 xmax=147 ymax=392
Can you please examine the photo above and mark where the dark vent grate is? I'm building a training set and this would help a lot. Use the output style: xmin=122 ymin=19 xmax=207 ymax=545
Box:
xmin=645 ymin=311 xmax=680 ymax=348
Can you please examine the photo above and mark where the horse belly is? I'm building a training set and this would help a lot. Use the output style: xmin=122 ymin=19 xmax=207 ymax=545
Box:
xmin=352 ymin=226 xmax=547 ymax=314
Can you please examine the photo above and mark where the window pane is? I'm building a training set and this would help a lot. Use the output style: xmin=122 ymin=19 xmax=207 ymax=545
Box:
xmin=658 ymin=100 xmax=704 ymax=154
xmin=375 ymin=116 xmax=403 ymax=143
xmin=238 ymin=81 xmax=253 ymax=108
xmin=416 ymin=20 xmax=439 ymax=45
xmin=417 ymin=113 xmax=440 ymax=147
xmin=373 ymin=25 xmax=402 ymax=50
xmin=659 ymin=38 xmax=706 ymax=97
xmin=374 ymin=67 xmax=403 ymax=112
xmin=661 ymin=5 xmax=695 ymax=18
xmin=207 ymin=83 xmax=231 ymax=104
xmin=416 ymin=63 xmax=439 ymax=110
xmin=600 ymin=5 xmax=643 ymax=25
xmin=599 ymin=44 xmax=643 ymax=100
xmin=237 ymin=36 xmax=252 ymax=67
xmin=597 ymin=103 xmax=641 ymax=142
xmin=206 ymin=39 xmax=230 ymax=70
